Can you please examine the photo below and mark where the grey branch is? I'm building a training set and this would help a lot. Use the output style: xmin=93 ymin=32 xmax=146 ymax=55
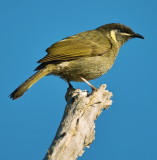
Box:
xmin=43 ymin=84 xmax=112 ymax=160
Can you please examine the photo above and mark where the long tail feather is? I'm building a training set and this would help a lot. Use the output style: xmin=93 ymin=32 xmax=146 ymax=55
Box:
xmin=10 ymin=66 xmax=53 ymax=100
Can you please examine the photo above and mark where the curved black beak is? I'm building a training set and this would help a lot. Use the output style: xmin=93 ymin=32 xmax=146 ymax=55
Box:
xmin=133 ymin=33 xmax=144 ymax=39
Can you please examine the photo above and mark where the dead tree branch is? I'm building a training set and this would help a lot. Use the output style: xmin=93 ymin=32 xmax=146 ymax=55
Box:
xmin=43 ymin=84 xmax=112 ymax=160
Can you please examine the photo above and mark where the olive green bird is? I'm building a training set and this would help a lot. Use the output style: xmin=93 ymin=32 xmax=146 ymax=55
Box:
xmin=10 ymin=23 xmax=144 ymax=100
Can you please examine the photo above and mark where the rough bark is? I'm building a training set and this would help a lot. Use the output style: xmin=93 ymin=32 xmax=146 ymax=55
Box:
xmin=43 ymin=84 xmax=112 ymax=160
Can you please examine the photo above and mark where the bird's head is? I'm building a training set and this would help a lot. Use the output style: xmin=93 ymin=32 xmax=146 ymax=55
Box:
xmin=97 ymin=23 xmax=144 ymax=45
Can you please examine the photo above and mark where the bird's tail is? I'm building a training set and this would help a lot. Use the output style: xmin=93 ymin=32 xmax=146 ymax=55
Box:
xmin=10 ymin=65 xmax=53 ymax=100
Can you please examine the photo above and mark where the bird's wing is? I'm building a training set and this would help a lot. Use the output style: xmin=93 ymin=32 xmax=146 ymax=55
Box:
xmin=38 ymin=30 xmax=112 ymax=63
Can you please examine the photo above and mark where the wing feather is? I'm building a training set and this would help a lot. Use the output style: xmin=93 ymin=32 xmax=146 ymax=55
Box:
xmin=38 ymin=30 xmax=112 ymax=63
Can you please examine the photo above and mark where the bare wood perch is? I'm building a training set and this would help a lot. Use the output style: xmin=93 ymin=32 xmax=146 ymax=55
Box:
xmin=43 ymin=84 xmax=112 ymax=160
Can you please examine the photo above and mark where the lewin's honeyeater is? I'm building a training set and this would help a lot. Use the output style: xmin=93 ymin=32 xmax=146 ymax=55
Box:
xmin=10 ymin=23 xmax=144 ymax=100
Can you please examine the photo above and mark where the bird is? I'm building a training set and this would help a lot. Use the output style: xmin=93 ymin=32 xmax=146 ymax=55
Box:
xmin=10 ymin=23 xmax=144 ymax=100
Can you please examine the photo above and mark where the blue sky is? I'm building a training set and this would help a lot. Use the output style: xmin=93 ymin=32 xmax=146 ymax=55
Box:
xmin=1 ymin=0 xmax=157 ymax=159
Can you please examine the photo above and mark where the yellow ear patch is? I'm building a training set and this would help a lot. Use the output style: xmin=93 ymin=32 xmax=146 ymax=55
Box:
xmin=110 ymin=30 xmax=117 ymax=42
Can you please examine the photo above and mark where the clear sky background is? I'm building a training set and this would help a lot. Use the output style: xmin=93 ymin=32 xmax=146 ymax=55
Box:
xmin=0 ymin=0 xmax=156 ymax=160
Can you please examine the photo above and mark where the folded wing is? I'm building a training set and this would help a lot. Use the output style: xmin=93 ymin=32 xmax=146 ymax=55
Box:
xmin=38 ymin=30 xmax=112 ymax=63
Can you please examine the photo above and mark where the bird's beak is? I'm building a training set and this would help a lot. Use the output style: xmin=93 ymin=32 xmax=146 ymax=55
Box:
xmin=132 ymin=33 xmax=144 ymax=39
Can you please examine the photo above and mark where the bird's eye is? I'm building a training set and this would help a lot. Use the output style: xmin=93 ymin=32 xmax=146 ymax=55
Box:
xmin=118 ymin=28 xmax=124 ymax=33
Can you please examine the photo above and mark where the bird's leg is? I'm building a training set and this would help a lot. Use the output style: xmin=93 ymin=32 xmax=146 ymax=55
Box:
xmin=65 ymin=81 xmax=75 ymax=102
xmin=80 ymin=77 xmax=97 ymax=91
xmin=67 ymin=81 xmax=74 ymax=89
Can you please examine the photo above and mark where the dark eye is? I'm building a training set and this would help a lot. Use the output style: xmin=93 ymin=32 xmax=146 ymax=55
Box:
xmin=118 ymin=28 xmax=124 ymax=33
xmin=117 ymin=28 xmax=133 ymax=35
